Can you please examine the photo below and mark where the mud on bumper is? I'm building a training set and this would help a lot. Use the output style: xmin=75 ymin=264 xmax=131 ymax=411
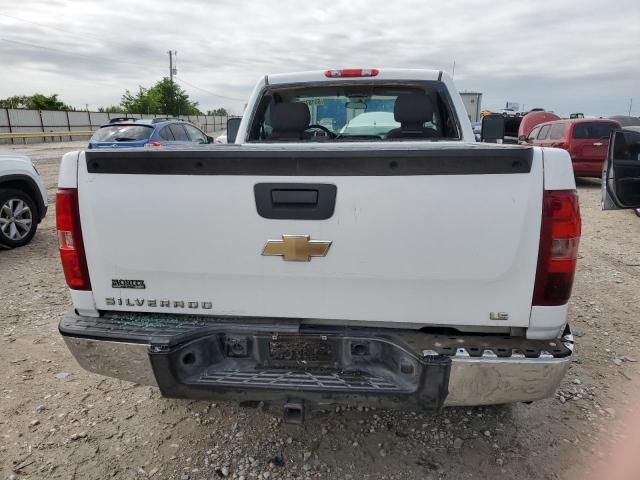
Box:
xmin=59 ymin=310 xmax=574 ymax=409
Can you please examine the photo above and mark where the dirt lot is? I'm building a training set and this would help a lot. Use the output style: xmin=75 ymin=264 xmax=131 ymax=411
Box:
xmin=1 ymin=142 xmax=639 ymax=480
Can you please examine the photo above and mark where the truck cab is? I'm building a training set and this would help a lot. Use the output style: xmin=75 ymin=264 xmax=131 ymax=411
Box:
xmin=228 ymin=69 xmax=472 ymax=144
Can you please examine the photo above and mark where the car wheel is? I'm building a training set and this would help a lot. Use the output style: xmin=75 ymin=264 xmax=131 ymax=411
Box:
xmin=0 ymin=188 xmax=38 ymax=248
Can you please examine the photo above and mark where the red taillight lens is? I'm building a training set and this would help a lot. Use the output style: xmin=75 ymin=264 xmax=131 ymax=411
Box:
xmin=56 ymin=189 xmax=91 ymax=290
xmin=533 ymin=190 xmax=581 ymax=306
xmin=324 ymin=68 xmax=379 ymax=78
xmin=145 ymin=140 xmax=162 ymax=148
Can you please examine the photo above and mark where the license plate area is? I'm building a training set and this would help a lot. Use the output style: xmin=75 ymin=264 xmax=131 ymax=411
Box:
xmin=268 ymin=336 xmax=336 ymax=368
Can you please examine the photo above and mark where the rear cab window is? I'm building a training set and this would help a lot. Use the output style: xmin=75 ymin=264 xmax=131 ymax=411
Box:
xmin=247 ymin=81 xmax=461 ymax=142
xmin=571 ymin=121 xmax=618 ymax=139
xmin=92 ymin=125 xmax=152 ymax=142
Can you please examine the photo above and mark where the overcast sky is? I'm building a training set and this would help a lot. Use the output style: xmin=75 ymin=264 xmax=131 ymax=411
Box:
xmin=1 ymin=0 xmax=638 ymax=116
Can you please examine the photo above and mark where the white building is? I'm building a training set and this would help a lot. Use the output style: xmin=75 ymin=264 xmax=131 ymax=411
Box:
xmin=460 ymin=92 xmax=483 ymax=122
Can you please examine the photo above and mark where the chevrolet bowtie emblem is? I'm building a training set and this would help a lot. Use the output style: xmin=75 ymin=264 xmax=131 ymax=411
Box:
xmin=262 ymin=235 xmax=332 ymax=262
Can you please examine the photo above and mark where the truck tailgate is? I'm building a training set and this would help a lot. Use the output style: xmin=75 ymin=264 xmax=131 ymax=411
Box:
xmin=78 ymin=145 xmax=542 ymax=329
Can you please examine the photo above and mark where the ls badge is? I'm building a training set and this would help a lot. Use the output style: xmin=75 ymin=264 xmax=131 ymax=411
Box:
xmin=262 ymin=235 xmax=332 ymax=262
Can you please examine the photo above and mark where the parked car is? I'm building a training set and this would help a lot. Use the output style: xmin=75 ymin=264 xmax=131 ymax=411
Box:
xmin=88 ymin=117 xmax=213 ymax=149
xmin=524 ymin=118 xmax=621 ymax=177
xmin=58 ymin=68 xmax=579 ymax=417
xmin=339 ymin=111 xmax=399 ymax=137
xmin=0 ymin=153 xmax=47 ymax=248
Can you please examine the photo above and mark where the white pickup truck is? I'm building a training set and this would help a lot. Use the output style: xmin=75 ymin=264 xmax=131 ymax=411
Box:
xmin=57 ymin=68 xmax=587 ymax=420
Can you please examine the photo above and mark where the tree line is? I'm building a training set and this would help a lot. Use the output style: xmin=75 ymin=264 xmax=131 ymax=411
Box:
xmin=0 ymin=78 xmax=228 ymax=116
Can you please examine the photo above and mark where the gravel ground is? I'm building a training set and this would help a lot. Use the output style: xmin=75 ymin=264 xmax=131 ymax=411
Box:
xmin=1 ymin=142 xmax=639 ymax=480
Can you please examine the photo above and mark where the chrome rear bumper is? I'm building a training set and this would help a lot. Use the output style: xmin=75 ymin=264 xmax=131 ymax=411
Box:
xmin=63 ymin=337 xmax=158 ymax=386
xmin=446 ymin=350 xmax=571 ymax=406
xmin=61 ymin=310 xmax=574 ymax=408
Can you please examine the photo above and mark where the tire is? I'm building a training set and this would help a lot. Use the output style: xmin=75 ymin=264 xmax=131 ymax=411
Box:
xmin=0 ymin=188 xmax=39 ymax=248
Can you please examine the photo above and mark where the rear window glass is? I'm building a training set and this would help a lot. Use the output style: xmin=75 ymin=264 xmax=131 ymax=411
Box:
xmin=248 ymin=81 xmax=460 ymax=142
xmin=92 ymin=125 xmax=152 ymax=142
xmin=538 ymin=125 xmax=551 ymax=139
xmin=549 ymin=123 xmax=566 ymax=140
xmin=572 ymin=122 xmax=617 ymax=139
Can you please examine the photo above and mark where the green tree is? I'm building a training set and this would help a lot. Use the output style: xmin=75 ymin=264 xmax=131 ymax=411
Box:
xmin=152 ymin=78 xmax=201 ymax=116
xmin=207 ymin=107 xmax=228 ymax=116
xmin=0 ymin=95 xmax=27 ymax=108
xmin=119 ymin=79 xmax=200 ymax=116
xmin=0 ymin=93 xmax=72 ymax=110
xmin=120 ymin=86 xmax=160 ymax=114
xmin=97 ymin=105 xmax=125 ymax=113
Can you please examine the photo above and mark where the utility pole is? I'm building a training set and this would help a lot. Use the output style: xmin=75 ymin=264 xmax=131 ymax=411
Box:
xmin=168 ymin=50 xmax=177 ymax=115
xmin=451 ymin=60 xmax=456 ymax=79
xmin=629 ymin=98 xmax=633 ymax=117
xmin=168 ymin=50 xmax=177 ymax=83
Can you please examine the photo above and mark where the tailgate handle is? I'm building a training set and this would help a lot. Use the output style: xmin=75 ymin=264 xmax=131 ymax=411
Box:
xmin=254 ymin=183 xmax=337 ymax=220
xmin=271 ymin=189 xmax=318 ymax=205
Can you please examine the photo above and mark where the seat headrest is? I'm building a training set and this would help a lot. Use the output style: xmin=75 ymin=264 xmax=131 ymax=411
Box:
xmin=394 ymin=94 xmax=434 ymax=124
xmin=270 ymin=102 xmax=310 ymax=132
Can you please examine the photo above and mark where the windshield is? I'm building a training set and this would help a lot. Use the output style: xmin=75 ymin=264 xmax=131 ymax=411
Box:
xmin=248 ymin=82 xmax=460 ymax=142
xmin=92 ymin=125 xmax=153 ymax=142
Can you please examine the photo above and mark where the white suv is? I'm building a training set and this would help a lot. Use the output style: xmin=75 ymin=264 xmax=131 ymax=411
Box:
xmin=0 ymin=154 xmax=47 ymax=248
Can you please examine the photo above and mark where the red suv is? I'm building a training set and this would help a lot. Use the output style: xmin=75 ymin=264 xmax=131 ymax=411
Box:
xmin=525 ymin=119 xmax=621 ymax=177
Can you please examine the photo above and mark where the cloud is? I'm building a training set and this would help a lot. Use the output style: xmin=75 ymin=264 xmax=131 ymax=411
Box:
xmin=0 ymin=0 xmax=638 ymax=116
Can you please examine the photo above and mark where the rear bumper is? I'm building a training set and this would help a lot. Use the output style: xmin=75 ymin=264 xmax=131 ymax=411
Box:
xmin=60 ymin=310 xmax=574 ymax=409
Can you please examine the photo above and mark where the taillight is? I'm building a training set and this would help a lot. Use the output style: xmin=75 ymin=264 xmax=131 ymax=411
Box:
xmin=145 ymin=140 xmax=162 ymax=147
xmin=532 ymin=190 xmax=581 ymax=306
xmin=324 ymin=68 xmax=379 ymax=78
xmin=56 ymin=189 xmax=91 ymax=290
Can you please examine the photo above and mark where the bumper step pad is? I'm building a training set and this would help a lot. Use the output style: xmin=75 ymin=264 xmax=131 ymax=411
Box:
xmin=200 ymin=369 xmax=403 ymax=392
